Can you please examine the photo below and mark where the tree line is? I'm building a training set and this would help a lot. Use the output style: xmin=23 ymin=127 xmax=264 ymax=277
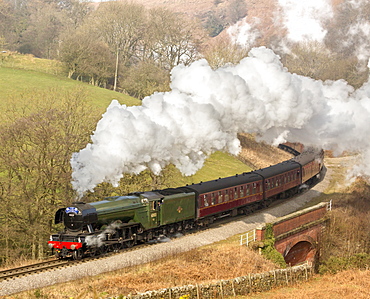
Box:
xmin=1 ymin=0 xmax=370 ymax=95
xmin=0 ymin=0 xmax=248 ymax=99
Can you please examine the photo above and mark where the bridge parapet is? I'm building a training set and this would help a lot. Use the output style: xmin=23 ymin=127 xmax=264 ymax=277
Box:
xmin=242 ymin=202 xmax=330 ymax=266
xmin=255 ymin=202 xmax=329 ymax=241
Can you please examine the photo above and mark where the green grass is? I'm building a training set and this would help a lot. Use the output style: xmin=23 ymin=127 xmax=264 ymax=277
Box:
xmin=179 ymin=151 xmax=252 ymax=185
xmin=0 ymin=67 xmax=140 ymax=112
xmin=0 ymin=52 xmax=64 ymax=74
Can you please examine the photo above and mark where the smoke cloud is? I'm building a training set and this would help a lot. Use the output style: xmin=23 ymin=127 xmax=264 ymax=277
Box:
xmin=277 ymin=0 xmax=333 ymax=43
xmin=227 ymin=18 xmax=260 ymax=49
xmin=85 ymin=222 xmax=122 ymax=247
xmin=227 ymin=1 xmax=334 ymax=51
xmin=71 ymin=46 xmax=370 ymax=196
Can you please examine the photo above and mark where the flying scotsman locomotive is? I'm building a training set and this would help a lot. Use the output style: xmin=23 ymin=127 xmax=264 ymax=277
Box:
xmin=48 ymin=146 xmax=325 ymax=260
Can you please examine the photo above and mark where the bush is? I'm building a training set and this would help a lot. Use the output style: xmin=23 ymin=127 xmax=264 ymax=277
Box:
xmin=319 ymin=253 xmax=370 ymax=274
xmin=261 ymin=224 xmax=287 ymax=268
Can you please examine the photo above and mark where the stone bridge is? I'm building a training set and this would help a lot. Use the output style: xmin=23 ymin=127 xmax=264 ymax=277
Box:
xmin=253 ymin=202 xmax=330 ymax=266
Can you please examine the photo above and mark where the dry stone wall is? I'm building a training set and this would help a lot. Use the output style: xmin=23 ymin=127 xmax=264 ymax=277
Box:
xmin=124 ymin=263 xmax=312 ymax=299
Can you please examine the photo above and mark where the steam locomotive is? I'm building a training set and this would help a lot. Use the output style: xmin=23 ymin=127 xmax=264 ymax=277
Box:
xmin=48 ymin=146 xmax=324 ymax=260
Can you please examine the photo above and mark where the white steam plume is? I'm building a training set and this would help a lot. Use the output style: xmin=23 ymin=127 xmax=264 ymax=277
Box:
xmin=71 ymin=47 xmax=370 ymax=197
xmin=227 ymin=18 xmax=260 ymax=49
xmin=277 ymin=0 xmax=333 ymax=43
xmin=85 ymin=222 xmax=122 ymax=247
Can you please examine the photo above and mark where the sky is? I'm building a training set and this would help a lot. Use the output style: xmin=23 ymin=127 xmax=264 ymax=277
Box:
xmin=70 ymin=0 xmax=370 ymax=197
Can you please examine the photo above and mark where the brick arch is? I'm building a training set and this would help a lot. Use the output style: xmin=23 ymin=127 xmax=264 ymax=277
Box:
xmin=284 ymin=241 xmax=316 ymax=266
xmin=274 ymin=228 xmax=321 ymax=266
xmin=283 ymin=234 xmax=317 ymax=254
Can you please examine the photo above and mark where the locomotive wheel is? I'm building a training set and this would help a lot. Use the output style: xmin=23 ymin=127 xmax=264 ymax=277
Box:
xmin=89 ymin=247 xmax=97 ymax=257
xmin=112 ymin=243 xmax=121 ymax=252
xmin=124 ymin=239 xmax=135 ymax=248
xmin=169 ymin=225 xmax=175 ymax=234
xmin=72 ymin=249 xmax=83 ymax=260
xmin=98 ymin=245 xmax=108 ymax=255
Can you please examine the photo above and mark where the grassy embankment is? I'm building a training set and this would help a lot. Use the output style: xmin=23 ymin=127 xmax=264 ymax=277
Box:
xmin=0 ymin=52 xmax=140 ymax=111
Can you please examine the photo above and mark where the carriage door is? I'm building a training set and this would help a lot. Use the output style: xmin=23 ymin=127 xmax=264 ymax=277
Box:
xmin=150 ymin=200 xmax=161 ymax=228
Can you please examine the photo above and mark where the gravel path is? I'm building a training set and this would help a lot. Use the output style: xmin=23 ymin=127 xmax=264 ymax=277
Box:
xmin=0 ymin=167 xmax=331 ymax=296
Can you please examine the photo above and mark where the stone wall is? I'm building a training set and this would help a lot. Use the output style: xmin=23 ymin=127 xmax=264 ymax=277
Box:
xmin=125 ymin=263 xmax=313 ymax=299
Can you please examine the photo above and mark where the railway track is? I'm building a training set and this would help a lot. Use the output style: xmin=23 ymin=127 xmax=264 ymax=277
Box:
xmin=0 ymin=259 xmax=70 ymax=281
xmin=0 ymin=241 xmax=156 ymax=282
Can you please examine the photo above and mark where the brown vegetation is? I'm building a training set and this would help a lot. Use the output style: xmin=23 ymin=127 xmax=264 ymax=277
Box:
xmin=14 ymin=242 xmax=278 ymax=298
xmin=238 ymin=133 xmax=292 ymax=169
xmin=320 ymin=178 xmax=370 ymax=269
xmin=242 ymin=269 xmax=370 ymax=299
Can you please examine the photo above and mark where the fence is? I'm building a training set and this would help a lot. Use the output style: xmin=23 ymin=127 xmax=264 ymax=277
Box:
xmin=326 ymin=199 xmax=332 ymax=211
xmin=240 ymin=229 xmax=256 ymax=246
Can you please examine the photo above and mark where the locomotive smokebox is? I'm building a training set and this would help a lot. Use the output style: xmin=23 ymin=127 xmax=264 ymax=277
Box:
xmin=54 ymin=202 xmax=98 ymax=232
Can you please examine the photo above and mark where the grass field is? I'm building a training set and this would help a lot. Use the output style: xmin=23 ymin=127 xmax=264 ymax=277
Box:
xmin=0 ymin=66 xmax=140 ymax=112
xmin=180 ymin=151 xmax=252 ymax=185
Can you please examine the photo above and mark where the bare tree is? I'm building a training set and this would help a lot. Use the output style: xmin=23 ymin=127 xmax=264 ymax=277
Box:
xmin=143 ymin=7 xmax=203 ymax=70
xmin=89 ymin=1 xmax=146 ymax=91
xmin=120 ymin=59 xmax=170 ymax=99
xmin=202 ymin=35 xmax=248 ymax=69
xmin=0 ymin=88 xmax=98 ymax=262
xmin=325 ymin=1 xmax=370 ymax=60
xmin=225 ymin=0 xmax=247 ymax=25
xmin=60 ymin=27 xmax=115 ymax=86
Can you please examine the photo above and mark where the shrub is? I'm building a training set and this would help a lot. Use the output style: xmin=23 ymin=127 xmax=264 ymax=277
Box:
xmin=319 ymin=253 xmax=370 ymax=274
xmin=261 ymin=224 xmax=287 ymax=268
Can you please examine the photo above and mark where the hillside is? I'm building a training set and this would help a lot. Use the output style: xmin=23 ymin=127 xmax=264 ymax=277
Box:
xmin=0 ymin=67 xmax=141 ymax=114
xmin=119 ymin=0 xmax=279 ymax=43
xmin=0 ymin=51 xmax=140 ymax=114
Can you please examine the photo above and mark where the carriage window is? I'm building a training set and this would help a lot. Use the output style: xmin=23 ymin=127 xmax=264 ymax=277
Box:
xmin=218 ymin=191 xmax=223 ymax=203
xmin=225 ymin=190 xmax=229 ymax=201
xmin=240 ymin=186 xmax=244 ymax=197
xmin=203 ymin=195 xmax=209 ymax=207
xmin=234 ymin=187 xmax=238 ymax=198
xmin=246 ymin=185 xmax=250 ymax=195
xmin=211 ymin=193 xmax=216 ymax=205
